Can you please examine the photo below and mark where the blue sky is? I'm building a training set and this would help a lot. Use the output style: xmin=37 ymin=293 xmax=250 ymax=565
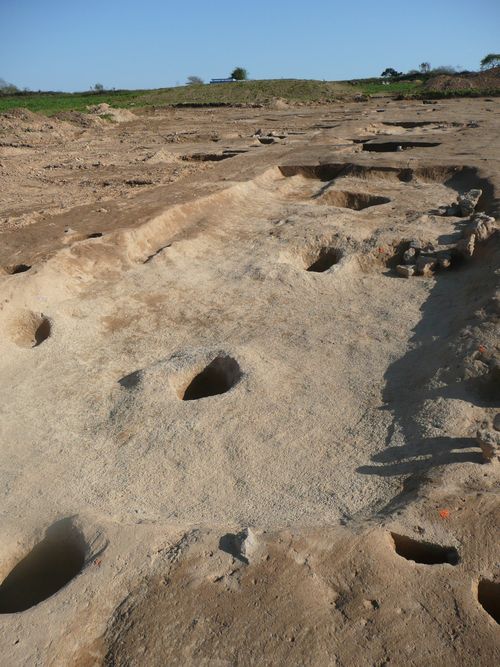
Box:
xmin=1 ymin=0 xmax=499 ymax=91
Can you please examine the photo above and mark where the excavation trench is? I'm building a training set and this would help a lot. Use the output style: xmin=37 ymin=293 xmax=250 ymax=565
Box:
xmin=278 ymin=162 xmax=469 ymax=184
xmin=0 ymin=156 xmax=496 ymax=530
xmin=362 ymin=140 xmax=441 ymax=152
xmin=183 ymin=151 xmax=242 ymax=162
xmin=103 ymin=164 xmax=494 ymax=525
xmin=381 ymin=121 xmax=459 ymax=128
xmin=314 ymin=190 xmax=390 ymax=210
xmin=383 ymin=121 xmax=437 ymax=128
xmin=276 ymin=163 xmax=496 ymax=213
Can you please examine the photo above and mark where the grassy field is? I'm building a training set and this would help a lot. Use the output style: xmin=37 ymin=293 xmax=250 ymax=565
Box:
xmin=0 ymin=78 xmax=424 ymax=115
xmin=1 ymin=77 xmax=497 ymax=116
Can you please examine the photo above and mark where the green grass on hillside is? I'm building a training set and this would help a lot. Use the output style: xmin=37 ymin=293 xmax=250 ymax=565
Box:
xmin=0 ymin=78 xmax=423 ymax=115
xmin=0 ymin=90 xmax=148 ymax=114
xmin=2 ymin=77 xmax=496 ymax=116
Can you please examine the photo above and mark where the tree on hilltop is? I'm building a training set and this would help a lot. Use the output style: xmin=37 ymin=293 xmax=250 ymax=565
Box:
xmin=231 ymin=67 xmax=248 ymax=81
xmin=187 ymin=75 xmax=204 ymax=85
xmin=480 ymin=53 xmax=500 ymax=70
xmin=381 ymin=68 xmax=400 ymax=78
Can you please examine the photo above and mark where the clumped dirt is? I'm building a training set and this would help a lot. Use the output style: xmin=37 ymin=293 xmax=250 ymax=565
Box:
xmin=0 ymin=97 xmax=499 ymax=666
xmin=424 ymin=66 xmax=500 ymax=92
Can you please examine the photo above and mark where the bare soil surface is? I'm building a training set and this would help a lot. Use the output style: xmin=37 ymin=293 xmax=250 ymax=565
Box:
xmin=0 ymin=97 xmax=499 ymax=666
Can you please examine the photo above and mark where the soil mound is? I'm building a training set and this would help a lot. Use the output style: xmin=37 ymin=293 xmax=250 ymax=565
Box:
xmin=424 ymin=67 xmax=500 ymax=92
xmin=87 ymin=102 xmax=136 ymax=122
xmin=0 ymin=108 xmax=78 ymax=146
xmin=53 ymin=110 xmax=104 ymax=128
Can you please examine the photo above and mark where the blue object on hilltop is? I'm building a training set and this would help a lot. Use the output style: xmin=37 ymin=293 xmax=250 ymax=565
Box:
xmin=209 ymin=78 xmax=237 ymax=84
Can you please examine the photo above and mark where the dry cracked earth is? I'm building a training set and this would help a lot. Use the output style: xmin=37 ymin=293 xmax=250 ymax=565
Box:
xmin=0 ymin=98 xmax=499 ymax=666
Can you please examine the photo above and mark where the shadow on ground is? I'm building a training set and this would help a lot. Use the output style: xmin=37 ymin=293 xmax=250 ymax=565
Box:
xmin=358 ymin=239 xmax=499 ymax=513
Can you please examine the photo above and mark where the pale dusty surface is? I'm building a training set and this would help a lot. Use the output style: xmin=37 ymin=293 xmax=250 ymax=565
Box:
xmin=0 ymin=98 xmax=499 ymax=665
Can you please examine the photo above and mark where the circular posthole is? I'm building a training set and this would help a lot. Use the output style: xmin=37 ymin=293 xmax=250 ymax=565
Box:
xmin=390 ymin=532 xmax=459 ymax=565
xmin=306 ymin=247 xmax=342 ymax=273
xmin=3 ymin=264 xmax=32 ymax=275
xmin=179 ymin=355 xmax=242 ymax=401
xmin=6 ymin=310 xmax=51 ymax=348
xmin=477 ymin=578 xmax=500 ymax=624
xmin=0 ymin=519 xmax=86 ymax=613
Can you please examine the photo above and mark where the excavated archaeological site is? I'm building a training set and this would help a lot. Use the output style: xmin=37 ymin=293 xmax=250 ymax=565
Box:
xmin=0 ymin=97 xmax=499 ymax=665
